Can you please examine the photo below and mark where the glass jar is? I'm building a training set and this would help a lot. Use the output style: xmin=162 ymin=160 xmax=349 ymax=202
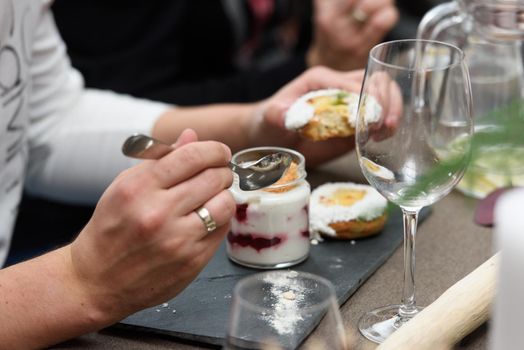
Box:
xmin=418 ymin=0 xmax=524 ymax=198
xmin=227 ymin=147 xmax=310 ymax=269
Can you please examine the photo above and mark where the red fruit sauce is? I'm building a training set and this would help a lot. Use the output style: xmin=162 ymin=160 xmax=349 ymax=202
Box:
xmin=235 ymin=204 xmax=249 ymax=223
xmin=227 ymin=232 xmax=286 ymax=252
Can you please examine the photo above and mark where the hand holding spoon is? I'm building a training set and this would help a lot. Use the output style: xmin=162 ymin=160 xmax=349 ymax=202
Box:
xmin=121 ymin=134 xmax=292 ymax=191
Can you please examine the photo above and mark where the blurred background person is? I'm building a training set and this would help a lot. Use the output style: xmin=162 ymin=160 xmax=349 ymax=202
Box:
xmin=50 ymin=0 xmax=398 ymax=105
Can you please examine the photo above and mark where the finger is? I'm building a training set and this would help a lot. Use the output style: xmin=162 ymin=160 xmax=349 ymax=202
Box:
xmin=315 ymin=0 xmax=359 ymax=19
xmin=292 ymin=67 xmax=364 ymax=94
xmin=366 ymin=72 xmax=389 ymax=110
xmin=182 ymin=189 xmax=235 ymax=239
xmin=195 ymin=224 xmax=231 ymax=262
xmin=359 ymin=6 xmax=399 ymax=44
xmin=265 ymin=68 xmax=365 ymax=131
xmin=314 ymin=2 xmax=361 ymax=43
xmin=153 ymin=141 xmax=231 ymax=189
xmin=371 ymin=78 xmax=402 ymax=142
xmin=135 ymin=129 xmax=198 ymax=176
xmin=172 ymin=128 xmax=199 ymax=148
xmin=314 ymin=68 xmax=364 ymax=92
xmin=364 ymin=72 xmax=388 ymax=135
xmin=371 ymin=72 xmax=400 ymax=125
xmin=264 ymin=101 xmax=294 ymax=129
xmin=385 ymin=78 xmax=403 ymax=129
xmin=345 ymin=69 xmax=365 ymax=84
xmin=170 ymin=167 xmax=233 ymax=216
xmin=366 ymin=73 xmax=403 ymax=141
xmin=354 ymin=0 xmax=395 ymax=17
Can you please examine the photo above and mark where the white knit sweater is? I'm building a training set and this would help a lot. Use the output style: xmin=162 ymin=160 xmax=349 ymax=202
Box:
xmin=0 ymin=0 xmax=169 ymax=264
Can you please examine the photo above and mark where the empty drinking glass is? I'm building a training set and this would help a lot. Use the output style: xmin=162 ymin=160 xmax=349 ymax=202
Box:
xmin=225 ymin=271 xmax=348 ymax=349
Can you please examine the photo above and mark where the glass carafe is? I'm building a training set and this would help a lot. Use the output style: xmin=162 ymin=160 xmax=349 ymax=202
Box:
xmin=418 ymin=0 xmax=524 ymax=198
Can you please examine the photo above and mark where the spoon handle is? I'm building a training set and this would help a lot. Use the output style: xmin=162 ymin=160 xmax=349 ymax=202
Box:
xmin=228 ymin=162 xmax=250 ymax=176
xmin=122 ymin=134 xmax=289 ymax=191
xmin=123 ymin=134 xmax=243 ymax=173
xmin=122 ymin=134 xmax=174 ymax=159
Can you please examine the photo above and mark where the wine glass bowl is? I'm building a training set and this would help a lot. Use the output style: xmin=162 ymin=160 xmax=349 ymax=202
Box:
xmin=356 ymin=39 xmax=473 ymax=343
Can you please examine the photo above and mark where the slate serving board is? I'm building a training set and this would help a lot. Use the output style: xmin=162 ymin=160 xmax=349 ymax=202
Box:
xmin=120 ymin=207 xmax=430 ymax=347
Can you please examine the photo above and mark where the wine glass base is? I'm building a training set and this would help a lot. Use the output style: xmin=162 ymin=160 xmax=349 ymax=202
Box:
xmin=358 ymin=304 xmax=424 ymax=344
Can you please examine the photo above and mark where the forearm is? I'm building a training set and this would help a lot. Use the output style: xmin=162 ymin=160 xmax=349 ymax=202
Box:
xmin=0 ymin=247 xmax=109 ymax=349
xmin=152 ymin=103 xmax=259 ymax=153
xmin=26 ymin=90 xmax=256 ymax=204
xmin=26 ymin=89 xmax=165 ymax=205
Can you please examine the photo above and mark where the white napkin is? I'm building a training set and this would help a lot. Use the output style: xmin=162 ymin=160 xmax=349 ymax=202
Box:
xmin=491 ymin=188 xmax=524 ymax=350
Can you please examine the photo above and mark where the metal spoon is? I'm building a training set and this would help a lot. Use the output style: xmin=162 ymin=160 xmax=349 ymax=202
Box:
xmin=121 ymin=134 xmax=292 ymax=191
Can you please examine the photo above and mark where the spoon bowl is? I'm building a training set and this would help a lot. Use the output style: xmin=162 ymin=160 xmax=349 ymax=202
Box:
xmin=122 ymin=134 xmax=292 ymax=191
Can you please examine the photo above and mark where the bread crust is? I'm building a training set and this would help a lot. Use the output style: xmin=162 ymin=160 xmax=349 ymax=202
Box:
xmin=299 ymin=110 xmax=354 ymax=141
xmin=325 ymin=213 xmax=388 ymax=239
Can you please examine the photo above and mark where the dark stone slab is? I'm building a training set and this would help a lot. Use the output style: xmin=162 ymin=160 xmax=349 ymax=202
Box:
xmin=120 ymin=206 xmax=430 ymax=347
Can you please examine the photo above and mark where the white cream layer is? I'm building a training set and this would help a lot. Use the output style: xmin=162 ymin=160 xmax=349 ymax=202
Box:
xmin=309 ymin=182 xmax=387 ymax=237
xmin=228 ymin=182 xmax=311 ymax=266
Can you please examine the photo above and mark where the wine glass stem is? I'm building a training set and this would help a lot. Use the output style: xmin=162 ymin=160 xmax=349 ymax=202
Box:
xmin=399 ymin=207 xmax=421 ymax=322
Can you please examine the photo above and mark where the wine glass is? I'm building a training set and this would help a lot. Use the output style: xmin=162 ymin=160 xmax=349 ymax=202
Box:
xmin=355 ymin=39 xmax=473 ymax=343
xmin=225 ymin=271 xmax=348 ymax=350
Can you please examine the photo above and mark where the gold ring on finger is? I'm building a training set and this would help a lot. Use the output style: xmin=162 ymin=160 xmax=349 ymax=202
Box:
xmin=350 ymin=8 xmax=369 ymax=25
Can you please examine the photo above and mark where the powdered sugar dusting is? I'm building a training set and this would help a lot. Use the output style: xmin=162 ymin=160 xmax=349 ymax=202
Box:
xmin=261 ymin=271 xmax=306 ymax=335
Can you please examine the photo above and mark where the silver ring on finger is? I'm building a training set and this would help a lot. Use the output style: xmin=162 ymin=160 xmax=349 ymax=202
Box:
xmin=195 ymin=207 xmax=217 ymax=233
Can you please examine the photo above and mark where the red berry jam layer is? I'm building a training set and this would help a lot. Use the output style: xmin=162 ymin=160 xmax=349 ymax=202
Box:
xmin=227 ymin=232 xmax=287 ymax=252
xmin=235 ymin=204 xmax=249 ymax=223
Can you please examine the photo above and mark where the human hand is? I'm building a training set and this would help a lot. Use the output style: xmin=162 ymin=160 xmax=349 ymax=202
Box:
xmin=364 ymin=71 xmax=402 ymax=141
xmin=67 ymin=129 xmax=235 ymax=323
xmin=307 ymin=0 xmax=399 ymax=71
xmin=249 ymin=67 xmax=401 ymax=166
xmin=248 ymin=67 xmax=362 ymax=166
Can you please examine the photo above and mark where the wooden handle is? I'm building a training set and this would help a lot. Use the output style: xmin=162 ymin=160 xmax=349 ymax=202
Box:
xmin=377 ymin=253 xmax=499 ymax=350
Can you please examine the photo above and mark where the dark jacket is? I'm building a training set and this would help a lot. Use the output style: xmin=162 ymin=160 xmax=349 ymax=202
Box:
xmin=52 ymin=0 xmax=311 ymax=105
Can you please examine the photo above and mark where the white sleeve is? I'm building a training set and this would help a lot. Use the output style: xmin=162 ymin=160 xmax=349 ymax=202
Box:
xmin=25 ymin=3 xmax=169 ymax=205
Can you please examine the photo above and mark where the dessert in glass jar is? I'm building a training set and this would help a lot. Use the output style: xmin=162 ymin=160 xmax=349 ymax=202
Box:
xmin=227 ymin=147 xmax=310 ymax=269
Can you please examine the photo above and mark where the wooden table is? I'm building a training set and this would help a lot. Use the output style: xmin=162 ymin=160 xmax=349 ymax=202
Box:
xmin=54 ymin=154 xmax=493 ymax=349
